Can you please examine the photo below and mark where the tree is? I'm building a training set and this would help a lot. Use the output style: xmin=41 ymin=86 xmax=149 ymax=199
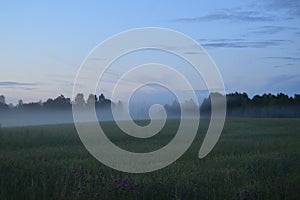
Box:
xmin=252 ymin=95 xmax=263 ymax=107
xmin=18 ymin=99 xmax=24 ymax=108
xmin=275 ymin=93 xmax=290 ymax=106
xmin=74 ymin=93 xmax=85 ymax=107
xmin=165 ymin=100 xmax=181 ymax=117
xmin=87 ymin=94 xmax=97 ymax=107
xmin=22 ymin=102 xmax=42 ymax=110
xmin=0 ymin=95 xmax=7 ymax=110
xmin=98 ymin=93 xmax=105 ymax=103
xmin=51 ymin=95 xmax=71 ymax=108
xmin=0 ymin=95 xmax=6 ymax=105
xmin=294 ymin=94 xmax=300 ymax=105
xmin=44 ymin=98 xmax=54 ymax=108
xmin=97 ymin=93 xmax=111 ymax=107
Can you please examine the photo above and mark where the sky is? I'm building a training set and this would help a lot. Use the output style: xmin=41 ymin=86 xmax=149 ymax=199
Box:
xmin=0 ymin=0 xmax=300 ymax=104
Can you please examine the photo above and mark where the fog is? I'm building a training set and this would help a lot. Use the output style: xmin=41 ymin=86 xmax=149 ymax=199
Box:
xmin=1 ymin=92 xmax=299 ymax=127
xmin=0 ymin=100 xmax=200 ymax=128
xmin=0 ymin=107 xmax=115 ymax=128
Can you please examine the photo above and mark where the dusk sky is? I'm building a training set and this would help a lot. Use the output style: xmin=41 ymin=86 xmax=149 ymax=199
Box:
xmin=1 ymin=0 xmax=300 ymax=104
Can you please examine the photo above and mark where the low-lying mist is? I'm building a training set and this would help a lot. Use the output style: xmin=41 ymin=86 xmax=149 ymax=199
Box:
xmin=1 ymin=92 xmax=299 ymax=127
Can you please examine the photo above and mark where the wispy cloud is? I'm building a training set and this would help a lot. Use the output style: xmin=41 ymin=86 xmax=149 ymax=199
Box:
xmin=265 ymin=0 xmax=300 ymax=18
xmin=251 ymin=26 xmax=299 ymax=34
xmin=0 ymin=86 xmax=37 ymax=91
xmin=174 ymin=9 xmax=275 ymax=23
xmin=199 ymin=38 xmax=244 ymax=42
xmin=261 ymin=56 xmax=300 ymax=68
xmin=183 ymin=51 xmax=202 ymax=55
xmin=199 ymin=38 xmax=289 ymax=49
xmin=273 ymin=63 xmax=295 ymax=68
xmin=263 ymin=56 xmax=300 ymax=62
xmin=0 ymin=81 xmax=37 ymax=87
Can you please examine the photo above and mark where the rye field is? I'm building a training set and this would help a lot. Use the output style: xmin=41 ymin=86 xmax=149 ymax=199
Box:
xmin=0 ymin=118 xmax=299 ymax=200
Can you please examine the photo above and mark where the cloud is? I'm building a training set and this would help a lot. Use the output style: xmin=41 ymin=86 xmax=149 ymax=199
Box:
xmin=262 ymin=56 xmax=300 ymax=68
xmin=273 ymin=63 xmax=295 ymax=68
xmin=251 ymin=26 xmax=299 ymax=34
xmin=0 ymin=86 xmax=37 ymax=91
xmin=199 ymin=38 xmax=288 ymax=49
xmin=265 ymin=0 xmax=300 ymax=17
xmin=183 ymin=51 xmax=202 ymax=55
xmin=174 ymin=9 xmax=275 ymax=23
xmin=173 ymin=1 xmax=299 ymax=24
xmin=199 ymin=38 xmax=245 ymax=42
xmin=263 ymin=56 xmax=300 ymax=62
xmin=0 ymin=82 xmax=38 ymax=92
xmin=0 ymin=81 xmax=37 ymax=87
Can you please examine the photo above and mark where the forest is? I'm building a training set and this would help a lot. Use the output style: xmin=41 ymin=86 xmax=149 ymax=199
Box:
xmin=0 ymin=92 xmax=300 ymax=118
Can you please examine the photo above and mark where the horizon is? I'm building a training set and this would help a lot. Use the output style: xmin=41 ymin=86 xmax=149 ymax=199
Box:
xmin=0 ymin=91 xmax=300 ymax=106
xmin=1 ymin=90 xmax=300 ymax=106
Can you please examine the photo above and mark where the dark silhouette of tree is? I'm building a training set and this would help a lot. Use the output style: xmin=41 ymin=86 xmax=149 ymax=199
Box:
xmin=0 ymin=92 xmax=299 ymax=118
xmin=199 ymin=92 xmax=226 ymax=117
xmin=98 ymin=93 xmax=106 ymax=104
xmin=0 ymin=95 xmax=8 ymax=111
xmin=43 ymin=95 xmax=71 ymax=109
xmin=22 ymin=102 xmax=42 ymax=110
xmin=17 ymin=99 xmax=23 ymax=108
xmin=44 ymin=98 xmax=54 ymax=108
xmin=74 ymin=93 xmax=85 ymax=107
xmin=199 ymin=92 xmax=300 ymax=118
xmin=87 ymin=94 xmax=97 ymax=107
xmin=97 ymin=93 xmax=111 ymax=107
xmin=275 ymin=93 xmax=291 ymax=105
xmin=53 ymin=95 xmax=71 ymax=108
xmin=165 ymin=100 xmax=181 ymax=117
xmin=295 ymin=94 xmax=300 ymax=104
xmin=0 ymin=95 xmax=6 ymax=105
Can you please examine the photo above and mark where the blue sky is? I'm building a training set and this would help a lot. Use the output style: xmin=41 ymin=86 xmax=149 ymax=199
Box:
xmin=0 ymin=0 xmax=299 ymax=104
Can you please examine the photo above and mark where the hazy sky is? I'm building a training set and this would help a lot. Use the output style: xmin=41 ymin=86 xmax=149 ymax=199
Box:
xmin=0 ymin=0 xmax=299 ymax=104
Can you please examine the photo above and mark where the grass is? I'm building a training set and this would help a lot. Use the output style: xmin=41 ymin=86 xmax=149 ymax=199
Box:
xmin=0 ymin=118 xmax=299 ymax=199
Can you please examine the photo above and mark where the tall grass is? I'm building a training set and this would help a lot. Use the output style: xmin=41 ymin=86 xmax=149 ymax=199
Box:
xmin=0 ymin=119 xmax=299 ymax=199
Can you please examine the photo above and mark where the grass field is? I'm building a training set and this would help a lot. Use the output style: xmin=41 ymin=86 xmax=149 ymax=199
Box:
xmin=0 ymin=118 xmax=299 ymax=199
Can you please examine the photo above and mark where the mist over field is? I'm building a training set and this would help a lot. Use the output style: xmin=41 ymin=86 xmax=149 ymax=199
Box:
xmin=1 ymin=92 xmax=299 ymax=127
xmin=0 ymin=108 xmax=113 ymax=127
xmin=0 ymin=96 xmax=198 ymax=127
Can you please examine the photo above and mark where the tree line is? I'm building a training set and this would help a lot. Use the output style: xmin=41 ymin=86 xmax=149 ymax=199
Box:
xmin=0 ymin=92 xmax=300 ymax=118
xmin=0 ymin=93 xmax=112 ymax=111
xmin=164 ymin=92 xmax=300 ymax=118
xmin=200 ymin=92 xmax=300 ymax=118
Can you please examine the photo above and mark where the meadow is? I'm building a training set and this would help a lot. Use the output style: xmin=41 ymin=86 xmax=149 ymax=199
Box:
xmin=0 ymin=118 xmax=299 ymax=199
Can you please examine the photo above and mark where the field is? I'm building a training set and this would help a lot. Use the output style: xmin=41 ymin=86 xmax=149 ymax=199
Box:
xmin=0 ymin=118 xmax=299 ymax=200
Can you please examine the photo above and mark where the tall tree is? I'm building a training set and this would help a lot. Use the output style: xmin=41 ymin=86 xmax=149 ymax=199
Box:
xmin=87 ymin=94 xmax=97 ymax=107
xmin=98 ymin=93 xmax=105 ymax=103
xmin=17 ymin=99 xmax=23 ymax=108
xmin=0 ymin=95 xmax=6 ymax=105
xmin=74 ymin=93 xmax=85 ymax=107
